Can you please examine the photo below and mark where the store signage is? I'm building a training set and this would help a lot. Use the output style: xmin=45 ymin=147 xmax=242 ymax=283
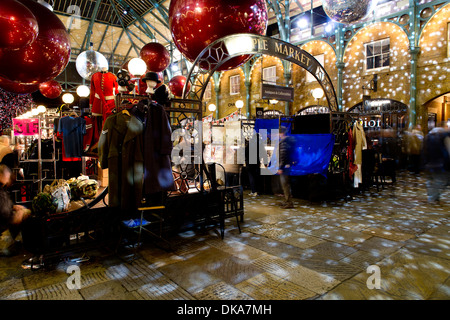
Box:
xmin=13 ymin=118 xmax=39 ymax=136
xmin=263 ymin=110 xmax=284 ymax=117
xmin=261 ymin=84 xmax=294 ymax=102
xmin=225 ymin=35 xmax=319 ymax=77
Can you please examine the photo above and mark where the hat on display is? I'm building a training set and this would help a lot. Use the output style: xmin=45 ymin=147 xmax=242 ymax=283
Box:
xmin=142 ymin=72 xmax=161 ymax=83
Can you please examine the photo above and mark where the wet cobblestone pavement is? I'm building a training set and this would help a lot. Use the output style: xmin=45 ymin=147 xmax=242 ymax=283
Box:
xmin=1 ymin=171 xmax=449 ymax=300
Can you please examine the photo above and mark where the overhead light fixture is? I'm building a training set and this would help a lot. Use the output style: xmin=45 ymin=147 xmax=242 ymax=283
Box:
xmin=128 ymin=58 xmax=147 ymax=77
xmin=312 ymin=88 xmax=324 ymax=100
xmin=297 ymin=18 xmax=308 ymax=29
xmin=62 ymin=93 xmax=75 ymax=104
xmin=76 ymin=85 xmax=90 ymax=97
xmin=208 ymin=104 xmax=216 ymax=112
xmin=37 ymin=105 xmax=47 ymax=114
xmin=235 ymin=100 xmax=244 ymax=109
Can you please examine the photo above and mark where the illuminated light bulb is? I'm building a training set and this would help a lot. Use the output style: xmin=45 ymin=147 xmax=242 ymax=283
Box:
xmin=128 ymin=58 xmax=147 ymax=77
xmin=37 ymin=105 xmax=46 ymax=113
xmin=208 ymin=104 xmax=216 ymax=112
xmin=76 ymin=85 xmax=90 ymax=97
xmin=62 ymin=93 xmax=74 ymax=104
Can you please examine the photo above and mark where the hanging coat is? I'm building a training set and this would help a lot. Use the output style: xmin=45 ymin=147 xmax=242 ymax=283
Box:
xmin=140 ymin=99 xmax=176 ymax=194
xmin=98 ymin=111 xmax=144 ymax=210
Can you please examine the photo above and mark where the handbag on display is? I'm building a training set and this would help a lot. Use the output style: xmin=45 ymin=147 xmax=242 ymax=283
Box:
xmin=44 ymin=179 xmax=71 ymax=213
xmin=68 ymin=175 xmax=99 ymax=199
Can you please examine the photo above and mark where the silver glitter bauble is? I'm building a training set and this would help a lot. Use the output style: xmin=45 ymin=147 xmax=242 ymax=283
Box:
xmin=322 ymin=0 xmax=377 ymax=24
xmin=75 ymin=50 xmax=109 ymax=80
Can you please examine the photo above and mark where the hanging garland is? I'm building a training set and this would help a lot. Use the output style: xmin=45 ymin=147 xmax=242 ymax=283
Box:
xmin=0 ymin=88 xmax=33 ymax=134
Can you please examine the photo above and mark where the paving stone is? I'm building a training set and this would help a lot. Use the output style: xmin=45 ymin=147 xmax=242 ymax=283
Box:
xmin=323 ymin=248 xmax=450 ymax=300
xmin=132 ymin=278 xmax=195 ymax=300
xmin=193 ymin=281 xmax=253 ymax=300
xmin=295 ymin=257 xmax=362 ymax=282
xmin=341 ymin=250 xmax=385 ymax=269
xmin=362 ymin=227 xmax=415 ymax=241
xmin=306 ymin=241 xmax=358 ymax=261
xmin=251 ymin=255 xmax=340 ymax=294
xmin=235 ymin=272 xmax=317 ymax=300
xmin=354 ymin=236 xmax=405 ymax=257
xmin=206 ymin=238 xmax=268 ymax=261
xmin=26 ymin=283 xmax=84 ymax=300
xmin=0 ymin=278 xmax=27 ymax=300
xmin=157 ymin=259 xmax=222 ymax=294
xmin=310 ymin=226 xmax=372 ymax=246
xmin=203 ymin=256 xmax=264 ymax=285
xmin=403 ymin=233 xmax=450 ymax=260
xmin=80 ymin=280 xmax=135 ymax=300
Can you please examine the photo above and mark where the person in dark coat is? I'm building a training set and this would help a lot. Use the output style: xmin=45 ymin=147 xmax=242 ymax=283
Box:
xmin=0 ymin=164 xmax=30 ymax=256
xmin=422 ymin=123 xmax=450 ymax=204
xmin=277 ymin=127 xmax=295 ymax=209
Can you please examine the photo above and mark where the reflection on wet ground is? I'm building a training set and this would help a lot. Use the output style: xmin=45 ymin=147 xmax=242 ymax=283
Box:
xmin=0 ymin=171 xmax=448 ymax=300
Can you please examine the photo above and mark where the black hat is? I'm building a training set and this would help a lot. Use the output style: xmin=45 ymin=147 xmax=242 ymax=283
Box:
xmin=142 ymin=72 xmax=161 ymax=83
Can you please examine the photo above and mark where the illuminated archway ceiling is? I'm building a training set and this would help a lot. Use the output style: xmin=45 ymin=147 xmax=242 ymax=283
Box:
xmin=51 ymin=0 xmax=325 ymax=67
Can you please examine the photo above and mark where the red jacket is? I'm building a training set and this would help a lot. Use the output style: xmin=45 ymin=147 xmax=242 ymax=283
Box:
xmin=90 ymin=72 xmax=118 ymax=116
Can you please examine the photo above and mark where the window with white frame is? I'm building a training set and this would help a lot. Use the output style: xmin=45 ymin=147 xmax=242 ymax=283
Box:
xmin=306 ymin=54 xmax=324 ymax=82
xmin=263 ymin=66 xmax=277 ymax=85
xmin=204 ymin=82 xmax=212 ymax=100
xmin=230 ymin=75 xmax=240 ymax=95
xmin=365 ymin=38 xmax=390 ymax=71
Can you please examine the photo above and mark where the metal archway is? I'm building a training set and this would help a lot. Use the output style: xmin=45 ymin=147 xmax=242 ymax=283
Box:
xmin=182 ymin=33 xmax=339 ymax=112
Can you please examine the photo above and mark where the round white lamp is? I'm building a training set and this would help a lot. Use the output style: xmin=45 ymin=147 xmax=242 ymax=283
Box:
xmin=62 ymin=93 xmax=75 ymax=104
xmin=235 ymin=100 xmax=244 ymax=109
xmin=208 ymin=104 xmax=216 ymax=112
xmin=37 ymin=105 xmax=47 ymax=114
xmin=76 ymin=85 xmax=90 ymax=97
xmin=312 ymin=88 xmax=324 ymax=100
xmin=128 ymin=58 xmax=147 ymax=77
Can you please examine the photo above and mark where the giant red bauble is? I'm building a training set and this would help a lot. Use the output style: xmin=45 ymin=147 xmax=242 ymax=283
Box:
xmin=39 ymin=80 xmax=62 ymax=99
xmin=0 ymin=0 xmax=39 ymax=50
xmin=140 ymin=42 xmax=170 ymax=73
xmin=168 ymin=75 xmax=190 ymax=97
xmin=169 ymin=0 xmax=268 ymax=71
xmin=0 ymin=0 xmax=71 ymax=85
xmin=0 ymin=75 xmax=39 ymax=94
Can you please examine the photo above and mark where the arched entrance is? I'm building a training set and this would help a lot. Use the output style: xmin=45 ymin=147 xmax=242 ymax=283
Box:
xmin=422 ymin=93 xmax=450 ymax=132
xmin=182 ymin=33 xmax=338 ymax=113
xmin=348 ymin=98 xmax=409 ymax=162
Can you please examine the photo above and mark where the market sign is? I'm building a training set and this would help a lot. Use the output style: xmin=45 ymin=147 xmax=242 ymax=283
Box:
xmin=187 ymin=33 xmax=338 ymax=111
xmin=261 ymin=84 xmax=294 ymax=102
xmin=13 ymin=118 xmax=39 ymax=136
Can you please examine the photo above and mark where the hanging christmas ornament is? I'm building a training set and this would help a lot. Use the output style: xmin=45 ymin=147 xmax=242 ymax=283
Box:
xmin=140 ymin=42 xmax=171 ymax=73
xmin=0 ymin=75 xmax=39 ymax=94
xmin=76 ymin=50 xmax=109 ymax=80
xmin=39 ymin=80 xmax=62 ymax=99
xmin=0 ymin=0 xmax=39 ymax=50
xmin=322 ymin=0 xmax=377 ymax=24
xmin=0 ymin=0 xmax=71 ymax=85
xmin=169 ymin=0 xmax=268 ymax=71
xmin=168 ymin=75 xmax=190 ymax=97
